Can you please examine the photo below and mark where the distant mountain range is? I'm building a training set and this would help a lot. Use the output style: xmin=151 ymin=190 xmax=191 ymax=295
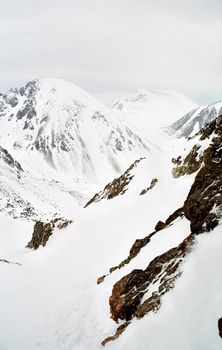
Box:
xmin=0 ymin=79 xmax=197 ymax=180
xmin=113 ymin=88 xmax=196 ymax=129
xmin=0 ymin=78 xmax=151 ymax=180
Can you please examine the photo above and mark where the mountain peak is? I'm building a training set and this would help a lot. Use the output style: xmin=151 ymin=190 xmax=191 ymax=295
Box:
xmin=113 ymin=88 xmax=197 ymax=128
xmin=0 ymin=78 xmax=152 ymax=180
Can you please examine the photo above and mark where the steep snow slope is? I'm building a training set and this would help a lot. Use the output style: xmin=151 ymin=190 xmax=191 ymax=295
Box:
xmin=113 ymin=89 xmax=197 ymax=129
xmin=1 ymin=215 xmax=221 ymax=350
xmin=0 ymin=116 xmax=221 ymax=349
xmin=166 ymin=100 xmax=222 ymax=138
xmin=0 ymin=150 xmax=193 ymax=349
xmin=112 ymin=89 xmax=197 ymax=151
xmin=109 ymin=224 xmax=222 ymax=350
xmin=0 ymin=78 xmax=154 ymax=181
xmin=0 ymin=145 xmax=92 ymax=220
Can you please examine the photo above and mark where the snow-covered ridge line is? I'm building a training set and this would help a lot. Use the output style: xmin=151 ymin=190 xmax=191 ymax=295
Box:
xmin=112 ymin=88 xmax=197 ymax=129
xmin=166 ymin=100 xmax=222 ymax=138
xmin=0 ymin=78 xmax=155 ymax=182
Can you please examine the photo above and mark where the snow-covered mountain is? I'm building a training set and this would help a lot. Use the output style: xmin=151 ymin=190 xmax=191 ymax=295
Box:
xmin=113 ymin=89 xmax=197 ymax=130
xmin=0 ymin=78 xmax=154 ymax=181
xmin=0 ymin=111 xmax=221 ymax=350
xmin=166 ymin=100 xmax=222 ymax=138
xmin=0 ymin=144 xmax=93 ymax=220
xmin=0 ymin=79 xmax=198 ymax=220
xmin=0 ymin=77 xmax=221 ymax=349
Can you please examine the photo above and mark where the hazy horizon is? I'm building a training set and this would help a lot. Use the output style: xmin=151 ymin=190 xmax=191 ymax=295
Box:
xmin=1 ymin=0 xmax=222 ymax=105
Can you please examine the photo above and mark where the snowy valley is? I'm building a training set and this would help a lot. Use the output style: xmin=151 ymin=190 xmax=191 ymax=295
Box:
xmin=0 ymin=78 xmax=221 ymax=350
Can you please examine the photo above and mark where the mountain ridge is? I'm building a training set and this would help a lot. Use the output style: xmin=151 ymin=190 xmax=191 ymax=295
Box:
xmin=166 ymin=100 xmax=222 ymax=138
xmin=0 ymin=78 xmax=154 ymax=181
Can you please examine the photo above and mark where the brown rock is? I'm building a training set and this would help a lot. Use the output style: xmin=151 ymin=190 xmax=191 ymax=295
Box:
xmin=140 ymin=178 xmax=158 ymax=195
xmin=101 ymin=322 xmax=129 ymax=346
xmin=97 ymin=208 xmax=184 ymax=285
xmin=26 ymin=221 xmax=54 ymax=249
xmin=155 ymin=221 xmax=165 ymax=231
xmin=26 ymin=218 xmax=72 ymax=249
xmin=97 ymin=275 xmax=106 ymax=284
xmin=183 ymin=120 xmax=222 ymax=234
xmin=109 ymin=235 xmax=195 ymax=323
xmin=84 ymin=158 xmax=144 ymax=207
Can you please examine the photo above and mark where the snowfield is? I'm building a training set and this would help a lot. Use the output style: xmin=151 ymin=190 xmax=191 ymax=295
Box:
xmin=0 ymin=139 xmax=221 ymax=350
xmin=0 ymin=197 xmax=221 ymax=349
xmin=0 ymin=79 xmax=221 ymax=350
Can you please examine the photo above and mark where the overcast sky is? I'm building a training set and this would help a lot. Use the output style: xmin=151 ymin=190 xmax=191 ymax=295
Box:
xmin=0 ymin=0 xmax=222 ymax=104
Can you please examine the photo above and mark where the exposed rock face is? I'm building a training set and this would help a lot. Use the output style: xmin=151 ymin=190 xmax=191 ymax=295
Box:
xmin=172 ymin=144 xmax=202 ymax=178
xmin=97 ymin=208 xmax=184 ymax=284
xmin=101 ymin=322 xmax=129 ymax=346
xmin=199 ymin=114 xmax=222 ymax=140
xmin=100 ymin=234 xmax=196 ymax=346
xmin=171 ymin=115 xmax=222 ymax=233
xmin=184 ymin=116 xmax=222 ymax=234
xmin=109 ymin=234 xmax=194 ymax=323
xmin=140 ymin=178 xmax=158 ymax=195
xmin=26 ymin=218 xmax=72 ymax=249
xmin=85 ymin=158 xmax=144 ymax=207
xmin=0 ymin=146 xmax=23 ymax=177
xmin=101 ymin=116 xmax=222 ymax=345
xmin=26 ymin=221 xmax=54 ymax=249
xmin=0 ymin=81 xmax=38 ymax=125
xmin=154 ymin=220 xmax=166 ymax=231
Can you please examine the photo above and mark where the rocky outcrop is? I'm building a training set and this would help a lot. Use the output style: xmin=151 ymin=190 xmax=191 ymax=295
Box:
xmin=26 ymin=221 xmax=54 ymax=249
xmin=99 ymin=205 xmax=187 ymax=347
xmin=26 ymin=218 xmax=72 ymax=249
xmin=85 ymin=158 xmax=144 ymax=207
xmin=97 ymin=208 xmax=184 ymax=284
xmin=109 ymin=234 xmax=194 ymax=322
xmin=101 ymin=116 xmax=222 ymax=345
xmin=184 ymin=116 xmax=222 ymax=234
xmin=101 ymin=235 xmax=195 ymax=346
xmin=172 ymin=144 xmax=202 ymax=178
xmin=171 ymin=115 xmax=222 ymax=233
xmin=101 ymin=322 xmax=129 ymax=346
xmin=0 ymin=146 xmax=23 ymax=177
xmin=140 ymin=178 xmax=158 ymax=195
xmin=198 ymin=115 xmax=222 ymax=140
